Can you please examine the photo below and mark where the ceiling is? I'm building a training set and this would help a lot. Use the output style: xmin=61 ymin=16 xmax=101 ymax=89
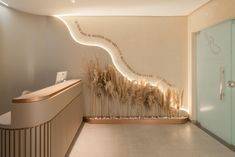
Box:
xmin=2 ymin=0 xmax=210 ymax=16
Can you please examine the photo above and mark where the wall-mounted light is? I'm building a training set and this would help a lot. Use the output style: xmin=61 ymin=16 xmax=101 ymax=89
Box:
xmin=0 ymin=0 xmax=8 ymax=6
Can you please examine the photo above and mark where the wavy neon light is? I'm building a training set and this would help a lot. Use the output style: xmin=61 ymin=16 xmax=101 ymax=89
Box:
xmin=55 ymin=16 xmax=128 ymax=78
xmin=0 ymin=0 xmax=8 ymax=6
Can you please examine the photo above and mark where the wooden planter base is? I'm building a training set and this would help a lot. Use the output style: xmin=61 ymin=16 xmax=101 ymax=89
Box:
xmin=83 ymin=117 xmax=188 ymax=124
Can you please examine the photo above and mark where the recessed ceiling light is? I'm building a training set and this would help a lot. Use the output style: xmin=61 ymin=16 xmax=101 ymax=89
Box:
xmin=0 ymin=0 xmax=8 ymax=6
xmin=71 ymin=0 xmax=76 ymax=4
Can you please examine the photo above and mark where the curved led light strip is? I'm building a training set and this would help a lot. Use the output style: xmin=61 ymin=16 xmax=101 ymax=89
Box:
xmin=55 ymin=16 xmax=130 ymax=80
xmin=0 ymin=0 xmax=8 ymax=6
xmin=74 ymin=21 xmax=154 ymax=78
xmin=54 ymin=16 xmax=173 ymax=91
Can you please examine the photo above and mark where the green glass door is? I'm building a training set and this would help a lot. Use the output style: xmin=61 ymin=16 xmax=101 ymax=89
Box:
xmin=196 ymin=20 xmax=233 ymax=144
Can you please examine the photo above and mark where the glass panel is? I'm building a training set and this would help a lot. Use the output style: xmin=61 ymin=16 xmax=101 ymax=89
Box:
xmin=197 ymin=20 xmax=232 ymax=144
xmin=232 ymin=20 xmax=235 ymax=146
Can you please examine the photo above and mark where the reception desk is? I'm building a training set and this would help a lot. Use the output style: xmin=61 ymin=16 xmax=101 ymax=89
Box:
xmin=0 ymin=79 xmax=83 ymax=157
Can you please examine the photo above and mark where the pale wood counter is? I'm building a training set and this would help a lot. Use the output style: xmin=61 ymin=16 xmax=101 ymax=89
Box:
xmin=0 ymin=79 xmax=84 ymax=157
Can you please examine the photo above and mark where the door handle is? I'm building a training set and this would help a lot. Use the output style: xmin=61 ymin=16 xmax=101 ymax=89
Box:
xmin=227 ymin=80 xmax=235 ymax=88
xmin=219 ymin=67 xmax=225 ymax=101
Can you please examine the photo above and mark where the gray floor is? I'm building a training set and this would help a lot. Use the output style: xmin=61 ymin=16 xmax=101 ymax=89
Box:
xmin=69 ymin=123 xmax=235 ymax=157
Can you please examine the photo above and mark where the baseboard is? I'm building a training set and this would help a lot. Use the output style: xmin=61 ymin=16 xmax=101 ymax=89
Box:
xmin=83 ymin=117 xmax=188 ymax=124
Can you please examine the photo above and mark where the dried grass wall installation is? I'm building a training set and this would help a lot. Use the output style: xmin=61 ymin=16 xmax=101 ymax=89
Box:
xmin=85 ymin=59 xmax=188 ymax=119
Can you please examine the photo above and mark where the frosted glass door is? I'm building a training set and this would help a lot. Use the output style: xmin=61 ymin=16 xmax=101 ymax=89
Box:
xmin=196 ymin=20 xmax=232 ymax=144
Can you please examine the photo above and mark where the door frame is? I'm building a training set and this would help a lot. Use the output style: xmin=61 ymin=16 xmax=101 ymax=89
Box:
xmin=190 ymin=32 xmax=198 ymax=121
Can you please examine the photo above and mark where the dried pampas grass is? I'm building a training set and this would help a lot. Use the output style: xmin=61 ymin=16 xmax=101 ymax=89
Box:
xmin=86 ymin=59 xmax=188 ymax=118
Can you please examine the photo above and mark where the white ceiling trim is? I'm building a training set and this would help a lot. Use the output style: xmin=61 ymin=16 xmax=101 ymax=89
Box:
xmin=3 ymin=0 xmax=210 ymax=16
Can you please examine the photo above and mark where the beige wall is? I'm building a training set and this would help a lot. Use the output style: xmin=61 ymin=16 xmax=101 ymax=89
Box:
xmin=188 ymin=0 xmax=235 ymax=119
xmin=0 ymin=6 xmax=188 ymax=114
xmin=189 ymin=0 xmax=235 ymax=32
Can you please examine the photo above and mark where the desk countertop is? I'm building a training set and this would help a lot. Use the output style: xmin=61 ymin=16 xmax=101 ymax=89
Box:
xmin=12 ymin=79 xmax=81 ymax=103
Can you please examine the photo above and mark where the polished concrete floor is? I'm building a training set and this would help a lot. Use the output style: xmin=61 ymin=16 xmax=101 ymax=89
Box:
xmin=69 ymin=123 xmax=235 ymax=157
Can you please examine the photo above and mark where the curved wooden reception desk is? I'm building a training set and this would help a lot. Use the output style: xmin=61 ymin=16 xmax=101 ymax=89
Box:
xmin=0 ymin=79 xmax=83 ymax=157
